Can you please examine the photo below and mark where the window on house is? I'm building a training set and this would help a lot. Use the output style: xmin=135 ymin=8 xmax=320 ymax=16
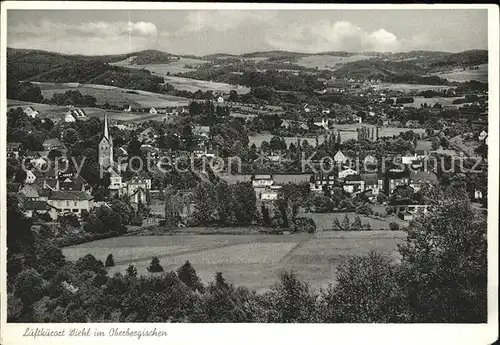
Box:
xmin=72 ymin=209 xmax=78 ymax=213
xmin=74 ymin=202 xmax=78 ymax=207
xmin=66 ymin=201 xmax=69 ymax=207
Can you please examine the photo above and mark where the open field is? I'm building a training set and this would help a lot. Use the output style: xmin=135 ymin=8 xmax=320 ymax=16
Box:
xmin=62 ymin=230 xmax=406 ymax=292
xmin=162 ymin=75 xmax=251 ymax=94
xmin=377 ymin=83 xmax=452 ymax=92
xmin=112 ymin=59 xmax=251 ymax=94
xmin=34 ymin=82 xmax=190 ymax=108
xmin=431 ymin=64 xmax=488 ymax=83
xmin=248 ymin=133 xmax=326 ymax=147
xmin=296 ymin=54 xmax=370 ymax=70
xmin=300 ymin=212 xmax=408 ymax=231
xmin=112 ymin=56 xmax=208 ymax=74
xmin=330 ymin=124 xmax=426 ymax=141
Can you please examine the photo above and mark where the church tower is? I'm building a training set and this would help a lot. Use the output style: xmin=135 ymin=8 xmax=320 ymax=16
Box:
xmin=98 ymin=114 xmax=113 ymax=169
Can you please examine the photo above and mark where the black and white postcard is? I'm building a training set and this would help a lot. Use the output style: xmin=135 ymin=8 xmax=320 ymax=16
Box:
xmin=0 ymin=3 xmax=498 ymax=345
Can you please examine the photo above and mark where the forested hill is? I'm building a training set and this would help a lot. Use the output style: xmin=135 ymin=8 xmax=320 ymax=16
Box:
xmin=6 ymin=48 xmax=167 ymax=92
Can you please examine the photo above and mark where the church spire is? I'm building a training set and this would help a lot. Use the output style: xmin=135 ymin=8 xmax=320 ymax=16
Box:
xmin=103 ymin=113 xmax=109 ymax=140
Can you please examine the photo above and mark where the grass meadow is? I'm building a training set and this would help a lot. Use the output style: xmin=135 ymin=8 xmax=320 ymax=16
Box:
xmin=62 ymin=228 xmax=406 ymax=292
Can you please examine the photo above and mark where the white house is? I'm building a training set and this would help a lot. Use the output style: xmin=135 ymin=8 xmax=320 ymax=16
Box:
xmin=23 ymin=106 xmax=39 ymax=118
xmin=46 ymin=190 xmax=94 ymax=219
xmin=217 ymin=96 xmax=225 ymax=104
xmin=252 ymin=175 xmax=274 ymax=188
xmin=149 ymin=107 xmax=158 ymax=114
xmin=334 ymin=150 xmax=349 ymax=164
xmin=479 ymin=130 xmax=488 ymax=142
xmin=124 ymin=105 xmax=132 ymax=112
xmin=25 ymin=170 xmax=37 ymax=184
xmin=65 ymin=113 xmax=76 ymax=123
xmin=338 ymin=168 xmax=357 ymax=180
xmin=260 ymin=186 xmax=281 ymax=200
xmin=313 ymin=118 xmax=329 ymax=130
xmin=364 ymin=155 xmax=377 ymax=165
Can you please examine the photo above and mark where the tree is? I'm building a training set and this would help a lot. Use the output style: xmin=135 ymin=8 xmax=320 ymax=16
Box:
xmin=232 ymin=182 xmax=257 ymax=226
xmin=440 ymin=137 xmax=452 ymax=151
xmin=341 ymin=214 xmax=350 ymax=231
xmin=164 ymin=186 xmax=180 ymax=229
xmin=75 ymin=254 xmax=106 ymax=275
xmin=431 ymin=137 xmax=440 ymax=150
xmin=321 ymin=252 xmax=405 ymax=322
xmin=216 ymin=182 xmax=233 ymax=225
xmin=147 ymin=257 xmax=164 ymax=273
xmin=264 ymin=271 xmax=319 ymax=322
xmin=14 ymin=268 xmax=45 ymax=307
xmin=193 ymin=181 xmax=218 ymax=224
xmin=177 ymin=261 xmax=204 ymax=293
xmin=274 ymin=183 xmax=310 ymax=228
xmin=398 ymin=188 xmax=487 ymax=322
xmin=389 ymin=222 xmax=400 ymax=231
xmin=126 ymin=265 xmax=138 ymax=277
xmin=105 ymin=254 xmax=115 ymax=267
xmin=261 ymin=205 xmax=271 ymax=226
xmin=332 ymin=217 xmax=342 ymax=231
xmin=351 ymin=216 xmax=362 ymax=231
xmin=109 ymin=199 xmax=134 ymax=226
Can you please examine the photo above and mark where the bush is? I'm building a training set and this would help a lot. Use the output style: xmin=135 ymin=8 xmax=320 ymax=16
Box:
xmin=147 ymin=257 xmax=164 ymax=273
xmin=38 ymin=213 xmax=53 ymax=222
xmin=389 ymin=222 xmax=400 ymax=231
xmin=59 ymin=213 xmax=80 ymax=228
xmin=105 ymin=254 xmax=115 ymax=267
xmin=356 ymin=204 xmax=373 ymax=216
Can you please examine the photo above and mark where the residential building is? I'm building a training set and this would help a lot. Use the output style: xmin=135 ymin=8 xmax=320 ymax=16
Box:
xmin=149 ymin=107 xmax=158 ymax=114
xmin=385 ymin=170 xmax=411 ymax=195
xmin=313 ymin=118 xmax=329 ymax=130
xmin=23 ymin=106 xmax=39 ymax=118
xmin=22 ymin=200 xmax=54 ymax=219
xmin=252 ymin=174 xmax=274 ymax=188
xmin=259 ymin=185 xmax=282 ymax=201
xmin=138 ymin=127 xmax=157 ymax=144
xmin=334 ymin=150 xmax=349 ymax=164
xmin=43 ymin=138 xmax=66 ymax=152
xmin=396 ymin=204 xmax=429 ymax=221
xmin=193 ymin=144 xmax=216 ymax=159
xmin=67 ymin=108 xmax=88 ymax=121
xmin=361 ymin=173 xmax=384 ymax=195
xmin=409 ymin=171 xmax=438 ymax=192
xmin=343 ymin=174 xmax=365 ymax=194
xmin=338 ymin=167 xmax=357 ymax=180
xmin=363 ymin=155 xmax=377 ymax=165
xmin=25 ymin=170 xmax=37 ymax=184
xmin=310 ymin=172 xmax=336 ymax=193
xmin=46 ymin=190 xmax=94 ymax=219
xmin=479 ymin=130 xmax=488 ymax=142
xmin=7 ymin=142 xmax=22 ymax=159
xmin=217 ymin=96 xmax=225 ymax=104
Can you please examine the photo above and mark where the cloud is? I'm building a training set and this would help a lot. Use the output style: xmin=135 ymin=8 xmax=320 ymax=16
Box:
xmin=181 ymin=10 xmax=276 ymax=32
xmin=8 ymin=20 xmax=158 ymax=55
xmin=265 ymin=20 xmax=402 ymax=53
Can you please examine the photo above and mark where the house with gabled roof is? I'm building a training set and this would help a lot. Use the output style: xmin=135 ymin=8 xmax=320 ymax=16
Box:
xmin=45 ymin=190 xmax=94 ymax=219
xmin=23 ymin=106 xmax=39 ymax=118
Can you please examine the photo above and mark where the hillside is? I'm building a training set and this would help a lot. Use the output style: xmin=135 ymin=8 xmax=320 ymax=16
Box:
xmin=7 ymin=48 xmax=165 ymax=92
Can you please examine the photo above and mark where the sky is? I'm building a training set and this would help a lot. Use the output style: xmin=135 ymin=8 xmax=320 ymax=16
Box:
xmin=7 ymin=9 xmax=488 ymax=56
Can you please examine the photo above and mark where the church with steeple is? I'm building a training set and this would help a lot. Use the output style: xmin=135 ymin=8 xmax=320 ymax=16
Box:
xmin=97 ymin=114 xmax=150 ymax=204
xmin=98 ymin=114 xmax=114 ymax=169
